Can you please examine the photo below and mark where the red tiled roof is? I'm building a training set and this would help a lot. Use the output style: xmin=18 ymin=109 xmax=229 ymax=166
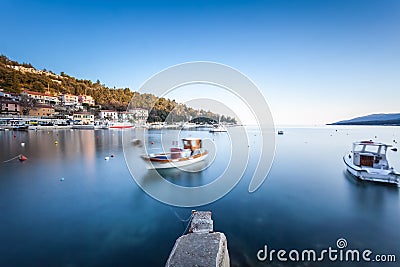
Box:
xmin=25 ymin=90 xmax=55 ymax=97
xmin=33 ymin=105 xmax=54 ymax=109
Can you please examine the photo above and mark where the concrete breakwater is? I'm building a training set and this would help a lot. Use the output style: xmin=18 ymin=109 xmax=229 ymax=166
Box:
xmin=166 ymin=211 xmax=230 ymax=267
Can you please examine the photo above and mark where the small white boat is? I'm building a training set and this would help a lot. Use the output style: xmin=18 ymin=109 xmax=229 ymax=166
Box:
xmin=209 ymin=124 xmax=227 ymax=133
xmin=109 ymin=122 xmax=134 ymax=129
xmin=93 ymin=121 xmax=110 ymax=130
xmin=141 ymin=138 xmax=208 ymax=169
xmin=182 ymin=122 xmax=197 ymax=130
xmin=12 ymin=123 xmax=29 ymax=131
xmin=343 ymin=141 xmax=400 ymax=186
xmin=28 ymin=119 xmax=72 ymax=130
xmin=0 ymin=118 xmax=29 ymax=130
xmin=148 ymin=123 xmax=163 ymax=130
xmin=94 ymin=125 xmax=109 ymax=130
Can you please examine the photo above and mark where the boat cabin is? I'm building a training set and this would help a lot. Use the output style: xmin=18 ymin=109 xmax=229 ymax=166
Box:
xmin=167 ymin=138 xmax=204 ymax=159
xmin=182 ymin=138 xmax=202 ymax=152
xmin=352 ymin=141 xmax=391 ymax=169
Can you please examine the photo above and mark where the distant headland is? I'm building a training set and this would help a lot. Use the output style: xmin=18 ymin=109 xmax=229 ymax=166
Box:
xmin=329 ymin=113 xmax=400 ymax=126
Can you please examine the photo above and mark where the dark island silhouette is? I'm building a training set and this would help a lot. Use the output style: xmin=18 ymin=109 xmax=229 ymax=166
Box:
xmin=329 ymin=113 xmax=400 ymax=126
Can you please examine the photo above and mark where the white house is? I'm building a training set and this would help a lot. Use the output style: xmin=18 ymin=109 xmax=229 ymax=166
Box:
xmin=129 ymin=108 xmax=149 ymax=124
xmin=60 ymin=94 xmax=79 ymax=106
xmin=118 ymin=111 xmax=134 ymax=121
xmin=99 ymin=110 xmax=118 ymax=121
xmin=78 ymin=95 xmax=95 ymax=106
xmin=21 ymin=90 xmax=60 ymax=105
xmin=73 ymin=112 xmax=94 ymax=124
xmin=0 ymin=101 xmax=21 ymax=115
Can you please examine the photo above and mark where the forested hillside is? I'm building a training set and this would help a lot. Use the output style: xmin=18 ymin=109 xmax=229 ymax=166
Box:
xmin=0 ymin=55 xmax=236 ymax=123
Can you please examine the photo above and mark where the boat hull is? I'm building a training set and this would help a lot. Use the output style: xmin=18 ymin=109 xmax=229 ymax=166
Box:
xmin=28 ymin=125 xmax=72 ymax=130
xmin=12 ymin=125 xmax=29 ymax=131
xmin=109 ymin=125 xmax=133 ymax=129
xmin=343 ymin=153 xmax=400 ymax=186
xmin=142 ymin=152 xmax=208 ymax=169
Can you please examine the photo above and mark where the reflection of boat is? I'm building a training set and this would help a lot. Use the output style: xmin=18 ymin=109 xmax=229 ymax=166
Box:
xmin=141 ymin=138 xmax=208 ymax=169
xmin=72 ymin=124 xmax=95 ymax=130
xmin=343 ymin=141 xmax=400 ymax=187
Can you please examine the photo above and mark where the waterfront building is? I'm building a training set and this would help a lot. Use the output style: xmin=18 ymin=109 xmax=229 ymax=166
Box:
xmin=29 ymin=105 xmax=55 ymax=117
xmin=129 ymin=108 xmax=149 ymax=124
xmin=21 ymin=90 xmax=60 ymax=105
xmin=73 ymin=112 xmax=94 ymax=125
xmin=78 ymin=95 xmax=95 ymax=106
xmin=0 ymin=100 xmax=21 ymax=115
xmin=118 ymin=111 xmax=135 ymax=122
xmin=61 ymin=94 xmax=79 ymax=106
xmin=99 ymin=110 xmax=118 ymax=121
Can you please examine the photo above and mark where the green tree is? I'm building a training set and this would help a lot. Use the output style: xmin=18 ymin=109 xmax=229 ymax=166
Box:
xmin=32 ymin=81 xmax=45 ymax=92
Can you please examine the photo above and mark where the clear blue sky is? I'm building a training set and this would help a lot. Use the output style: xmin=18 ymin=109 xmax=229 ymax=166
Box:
xmin=1 ymin=0 xmax=399 ymax=125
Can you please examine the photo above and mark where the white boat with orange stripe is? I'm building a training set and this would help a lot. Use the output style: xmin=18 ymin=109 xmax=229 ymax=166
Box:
xmin=141 ymin=138 xmax=208 ymax=169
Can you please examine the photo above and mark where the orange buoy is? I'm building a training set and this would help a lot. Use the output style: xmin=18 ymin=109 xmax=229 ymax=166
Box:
xmin=19 ymin=154 xmax=28 ymax=161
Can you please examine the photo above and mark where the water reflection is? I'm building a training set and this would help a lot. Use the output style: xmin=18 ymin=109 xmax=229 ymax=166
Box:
xmin=343 ymin=170 xmax=399 ymax=212
xmin=156 ymin=161 xmax=209 ymax=186
xmin=1 ymin=127 xmax=400 ymax=267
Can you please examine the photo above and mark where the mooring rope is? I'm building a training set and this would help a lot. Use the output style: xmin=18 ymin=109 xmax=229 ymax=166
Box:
xmin=172 ymin=209 xmax=192 ymax=222
xmin=181 ymin=213 xmax=194 ymax=236
xmin=169 ymin=207 xmax=194 ymax=236
xmin=2 ymin=154 xmax=22 ymax=163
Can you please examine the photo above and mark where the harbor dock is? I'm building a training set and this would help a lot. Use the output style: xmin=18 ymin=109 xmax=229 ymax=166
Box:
xmin=166 ymin=211 xmax=230 ymax=267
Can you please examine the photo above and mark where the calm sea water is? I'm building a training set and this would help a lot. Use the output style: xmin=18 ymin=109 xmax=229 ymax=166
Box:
xmin=0 ymin=126 xmax=399 ymax=267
